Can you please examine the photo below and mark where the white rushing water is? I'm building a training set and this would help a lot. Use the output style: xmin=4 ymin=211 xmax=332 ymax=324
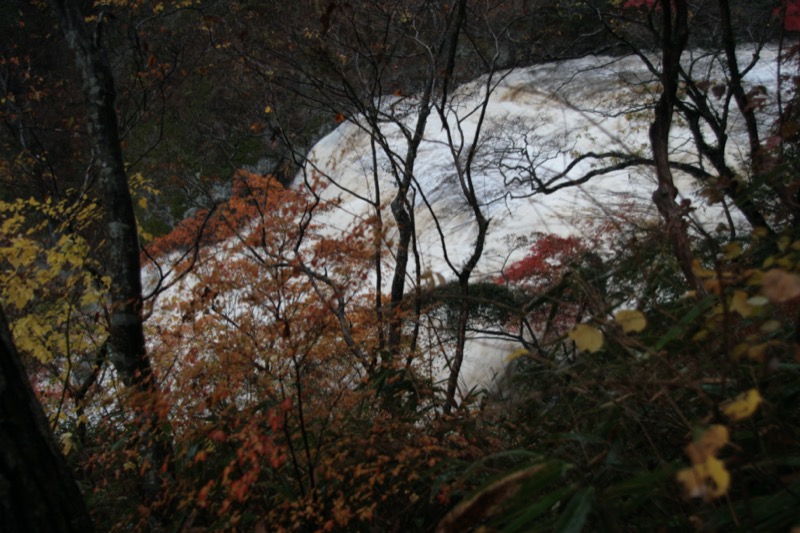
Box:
xmin=298 ymin=45 xmax=785 ymax=392
xmin=306 ymin=48 xmax=783 ymax=278
xmin=145 ymin=46 xmax=786 ymax=400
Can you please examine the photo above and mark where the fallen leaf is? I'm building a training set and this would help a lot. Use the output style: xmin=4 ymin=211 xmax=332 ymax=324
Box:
xmin=761 ymin=269 xmax=800 ymax=303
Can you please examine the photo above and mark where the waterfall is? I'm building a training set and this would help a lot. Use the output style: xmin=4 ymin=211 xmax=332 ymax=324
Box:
xmin=297 ymin=46 xmax=784 ymax=393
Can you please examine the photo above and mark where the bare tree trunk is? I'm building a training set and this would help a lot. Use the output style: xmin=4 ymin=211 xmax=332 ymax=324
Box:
xmin=386 ymin=0 xmax=468 ymax=357
xmin=443 ymin=112 xmax=490 ymax=413
xmin=370 ymin=137 xmax=385 ymax=361
xmin=677 ymin=86 xmax=774 ymax=235
xmin=49 ymin=0 xmax=173 ymax=517
xmin=387 ymin=116 xmax=429 ymax=352
xmin=384 ymin=100 xmax=430 ymax=413
xmin=438 ymin=0 xmax=495 ymax=412
xmin=717 ymin=0 xmax=799 ymax=222
xmin=649 ymin=0 xmax=701 ymax=293
xmin=0 ymin=306 xmax=95 ymax=533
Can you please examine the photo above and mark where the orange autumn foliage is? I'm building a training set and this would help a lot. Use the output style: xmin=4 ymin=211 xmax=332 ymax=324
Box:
xmin=88 ymin=170 xmax=472 ymax=530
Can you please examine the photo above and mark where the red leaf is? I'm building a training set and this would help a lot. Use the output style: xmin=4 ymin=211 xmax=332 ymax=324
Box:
xmin=775 ymin=0 xmax=800 ymax=31
xmin=496 ymin=234 xmax=585 ymax=286
xmin=624 ymin=0 xmax=655 ymax=8
xmin=208 ymin=429 xmax=227 ymax=443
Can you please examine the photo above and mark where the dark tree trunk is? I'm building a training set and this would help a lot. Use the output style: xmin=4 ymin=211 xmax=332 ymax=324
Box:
xmin=441 ymin=0 xmax=490 ymax=413
xmin=677 ymin=89 xmax=774 ymax=235
xmin=387 ymin=0 xmax=469 ymax=358
xmin=0 ymin=307 xmax=95 ymax=533
xmin=649 ymin=0 xmax=701 ymax=293
xmin=49 ymin=0 xmax=152 ymax=390
xmin=717 ymin=0 xmax=799 ymax=223
xmin=387 ymin=166 xmax=420 ymax=351
xmin=49 ymin=0 xmax=173 ymax=515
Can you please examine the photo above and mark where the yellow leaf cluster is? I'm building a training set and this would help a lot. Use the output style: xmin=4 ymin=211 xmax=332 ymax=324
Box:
xmin=0 ymin=195 xmax=108 ymax=364
xmin=129 ymin=172 xmax=158 ymax=216
xmin=729 ymin=290 xmax=753 ymax=317
xmin=676 ymin=456 xmax=730 ymax=501
xmin=692 ymin=259 xmax=717 ymax=279
xmin=721 ymin=389 xmax=762 ymax=421
xmin=722 ymin=241 xmax=743 ymax=260
xmin=676 ymin=425 xmax=731 ymax=501
xmin=505 ymin=347 xmax=530 ymax=362
xmin=686 ymin=424 xmax=729 ymax=463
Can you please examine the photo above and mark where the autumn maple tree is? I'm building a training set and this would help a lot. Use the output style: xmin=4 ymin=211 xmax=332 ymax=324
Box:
xmin=129 ymin=170 xmax=482 ymax=529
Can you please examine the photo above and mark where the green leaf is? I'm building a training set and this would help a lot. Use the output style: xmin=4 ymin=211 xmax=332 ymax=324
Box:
xmin=606 ymin=465 xmax=679 ymax=499
xmin=651 ymin=298 xmax=713 ymax=352
xmin=554 ymin=487 xmax=595 ymax=533
xmin=504 ymin=485 xmax=574 ymax=533
xmin=437 ymin=461 xmax=564 ymax=533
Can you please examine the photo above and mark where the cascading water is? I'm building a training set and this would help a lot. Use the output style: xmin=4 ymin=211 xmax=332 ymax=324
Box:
xmin=145 ymin=45 xmax=786 ymax=402
xmin=297 ymin=45 xmax=786 ymax=394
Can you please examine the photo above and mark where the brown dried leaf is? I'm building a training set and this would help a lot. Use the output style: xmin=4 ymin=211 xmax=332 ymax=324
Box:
xmin=761 ymin=269 xmax=800 ymax=303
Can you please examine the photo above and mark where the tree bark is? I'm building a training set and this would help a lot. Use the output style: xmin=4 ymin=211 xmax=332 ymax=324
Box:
xmin=0 ymin=306 xmax=95 ymax=533
xmin=649 ymin=0 xmax=701 ymax=293
xmin=441 ymin=0 xmax=491 ymax=412
xmin=386 ymin=0 xmax=468 ymax=356
xmin=49 ymin=0 xmax=152 ymax=389
xmin=717 ymin=0 xmax=799 ymax=222
xmin=49 ymin=0 xmax=173 ymax=514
